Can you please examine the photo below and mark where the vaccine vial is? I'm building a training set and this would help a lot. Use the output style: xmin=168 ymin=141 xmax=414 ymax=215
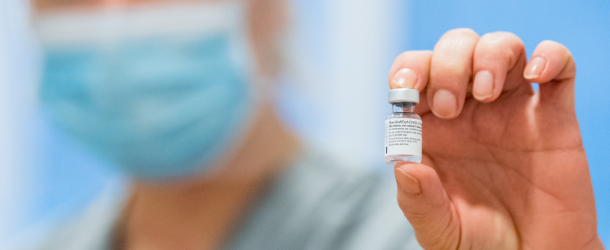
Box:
xmin=385 ymin=88 xmax=422 ymax=164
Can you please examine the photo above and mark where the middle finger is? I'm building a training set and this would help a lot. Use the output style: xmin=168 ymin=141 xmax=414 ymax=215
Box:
xmin=428 ymin=28 xmax=480 ymax=119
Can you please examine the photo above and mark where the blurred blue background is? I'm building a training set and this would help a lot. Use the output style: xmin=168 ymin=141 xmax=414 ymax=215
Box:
xmin=407 ymin=0 xmax=610 ymax=243
xmin=0 ymin=0 xmax=608 ymax=247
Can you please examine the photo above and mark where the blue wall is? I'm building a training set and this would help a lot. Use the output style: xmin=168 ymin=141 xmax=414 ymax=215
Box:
xmin=407 ymin=0 xmax=610 ymax=244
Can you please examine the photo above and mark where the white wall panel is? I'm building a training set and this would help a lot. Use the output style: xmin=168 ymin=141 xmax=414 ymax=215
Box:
xmin=282 ymin=0 xmax=411 ymax=168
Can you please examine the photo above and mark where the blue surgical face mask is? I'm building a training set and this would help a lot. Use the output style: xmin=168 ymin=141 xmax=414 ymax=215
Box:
xmin=34 ymin=2 xmax=258 ymax=180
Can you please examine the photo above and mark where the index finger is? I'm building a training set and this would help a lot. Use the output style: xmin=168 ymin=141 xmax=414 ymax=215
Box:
xmin=388 ymin=50 xmax=433 ymax=92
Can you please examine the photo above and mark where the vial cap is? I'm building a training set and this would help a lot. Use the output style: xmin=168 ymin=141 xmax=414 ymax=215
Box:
xmin=388 ymin=88 xmax=419 ymax=103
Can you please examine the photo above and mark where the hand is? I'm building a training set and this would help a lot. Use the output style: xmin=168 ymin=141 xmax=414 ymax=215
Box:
xmin=388 ymin=29 xmax=604 ymax=250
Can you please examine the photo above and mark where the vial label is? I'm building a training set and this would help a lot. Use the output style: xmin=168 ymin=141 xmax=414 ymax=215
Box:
xmin=385 ymin=118 xmax=422 ymax=157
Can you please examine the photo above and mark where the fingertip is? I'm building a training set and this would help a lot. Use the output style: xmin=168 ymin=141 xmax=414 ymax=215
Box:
xmin=528 ymin=40 xmax=575 ymax=83
xmin=394 ymin=167 xmax=422 ymax=195
xmin=529 ymin=40 xmax=577 ymax=110
xmin=394 ymin=162 xmax=438 ymax=192
xmin=388 ymin=50 xmax=433 ymax=92
xmin=391 ymin=68 xmax=419 ymax=89
xmin=523 ymin=56 xmax=548 ymax=80
xmin=473 ymin=70 xmax=495 ymax=102
xmin=431 ymin=89 xmax=459 ymax=119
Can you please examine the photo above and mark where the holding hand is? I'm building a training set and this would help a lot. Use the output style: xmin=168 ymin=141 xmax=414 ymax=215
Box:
xmin=389 ymin=29 xmax=604 ymax=250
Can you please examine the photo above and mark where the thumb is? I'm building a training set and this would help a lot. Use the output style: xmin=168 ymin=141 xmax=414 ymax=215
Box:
xmin=394 ymin=162 xmax=460 ymax=250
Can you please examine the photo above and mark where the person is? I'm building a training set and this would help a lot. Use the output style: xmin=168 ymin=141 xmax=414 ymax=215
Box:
xmin=27 ymin=0 xmax=604 ymax=249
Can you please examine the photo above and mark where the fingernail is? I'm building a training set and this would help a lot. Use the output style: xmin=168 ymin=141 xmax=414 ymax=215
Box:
xmin=392 ymin=68 xmax=418 ymax=89
xmin=524 ymin=57 xmax=547 ymax=79
xmin=432 ymin=89 xmax=457 ymax=118
xmin=473 ymin=70 xmax=494 ymax=100
xmin=395 ymin=167 xmax=421 ymax=195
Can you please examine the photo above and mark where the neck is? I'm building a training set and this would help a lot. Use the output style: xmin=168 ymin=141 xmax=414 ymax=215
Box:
xmin=120 ymin=106 xmax=299 ymax=250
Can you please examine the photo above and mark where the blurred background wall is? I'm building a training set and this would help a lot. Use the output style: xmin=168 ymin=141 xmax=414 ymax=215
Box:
xmin=0 ymin=0 xmax=608 ymax=247
xmin=0 ymin=0 xmax=34 ymax=242
xmin=0 ymin=0 xmax=24 ymax=239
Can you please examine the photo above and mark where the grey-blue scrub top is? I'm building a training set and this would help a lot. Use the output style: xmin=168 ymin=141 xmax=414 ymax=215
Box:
xmin=30 ymin=147 xmax=423 ymax=250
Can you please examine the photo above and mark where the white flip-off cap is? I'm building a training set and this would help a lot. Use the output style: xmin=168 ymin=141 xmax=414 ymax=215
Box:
xmin=388 ymin=88 xmax=419 ymax=103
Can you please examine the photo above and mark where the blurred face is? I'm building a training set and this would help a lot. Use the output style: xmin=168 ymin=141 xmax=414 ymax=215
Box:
xmin=32 ymin=0 xmax=289 ymax=180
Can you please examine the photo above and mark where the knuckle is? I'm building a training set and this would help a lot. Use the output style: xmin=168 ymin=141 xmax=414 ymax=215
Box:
xmin=392 ymin=52 xmax=410 ymax=66
xmin=395 ymin=50 xmax=432 ymax=63
xmin=537 ymin=40 xmax=574 ymax=69
xmin=475 ymin=44 xmax=515 ymax=67
xmin=434 ymin=59 xmax=467 ymax=77
xmin=539 ymin=39 xmax=562 ymax=47
xmin=392 ymin=51 xmax=433 ymax=75
xmin=413 ymin=50 xmax=434 ymax=57
xmin=396 ymin=51 xmax=413 ymax=60
xmin=539 ymin=40 xmax=571 ymax=55
xmin=446 ymin=28 xmax=479 ymax=38
xmin=476 ymin=32 xmax=525 ymax=68
xmin=480 ymin=31 xmax=523 ymax=47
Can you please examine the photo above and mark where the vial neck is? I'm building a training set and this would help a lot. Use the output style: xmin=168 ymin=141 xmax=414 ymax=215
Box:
xmin=392 ymin=102 xmax=415 ymax=113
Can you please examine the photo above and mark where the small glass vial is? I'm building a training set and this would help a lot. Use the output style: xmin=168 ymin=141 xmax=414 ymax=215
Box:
xmin=385 ymin=88 xmax=422 ymax=164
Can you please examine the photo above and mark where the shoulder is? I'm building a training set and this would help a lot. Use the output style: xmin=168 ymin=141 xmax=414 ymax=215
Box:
xmin=24 ymin=181 xmax=128 ymax=250
xmin=23 ymin=148 xmax=422 ymax=250
xmin=227 ymin=147 xmax=422 ymax=250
